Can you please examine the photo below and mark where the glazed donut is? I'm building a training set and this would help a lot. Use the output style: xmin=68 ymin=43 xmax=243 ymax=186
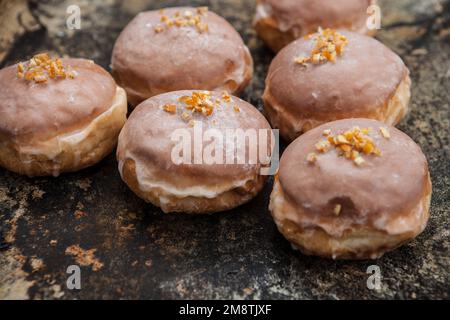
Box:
xmin=270 ymin=118 xmax=432 ymax=260
xmin=111 ymin=7 xmax=253 ymax=106
xmin=254 ymin=0 xmax=377 ymax=52
xmin=0 ymin=53 xmax=127 ymax=177
xmin=117 ymin=90 xmax=272 ymax=214
xmin=263 ymin=29 xmax=411 ymax=141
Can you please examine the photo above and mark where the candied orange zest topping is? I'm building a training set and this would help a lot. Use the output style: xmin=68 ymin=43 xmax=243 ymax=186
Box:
xmin=154 ymin=7 xmax=209 ymax=34
xmin=179 ymin=91 xmax=215 ymax=117
xmin=197 ymin=7 xmax=209 ymax=15
xmin=160 ymin=91 xmax=238 ymax=125
xmin=154 ymin=25 xmax=164 ymax=33
xmin=380 ymin=127 xmax=391 ymax=139
xmin=315 ymin=140 xmax=331 ymax=153
xmin=307 ymin=152 xmax=317 ymax=163
xmin=309 ymin=126 xmax=382 ymax=166
xmin=16 ymin=53 xmax=76 ymax=83
xmin=161 ymin=103 xmax=177 ymax=113
xmin=354 ymin=156 xmax=365 ymax=166
xmin=295 ymin=28 xmax=349 ymax=67
xmin=181 ymin=112 xmax=191 ymax=122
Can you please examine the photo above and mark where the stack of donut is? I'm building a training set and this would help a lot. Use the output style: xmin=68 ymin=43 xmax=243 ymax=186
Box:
xmin=0 ymin=3 xmax=431 ymax=260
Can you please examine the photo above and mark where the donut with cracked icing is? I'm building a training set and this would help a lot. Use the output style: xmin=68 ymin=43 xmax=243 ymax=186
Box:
xmin=0 ymin=53 xmax=128 ymax=177
xmin=111 ymin=6 xmax=253 ymax=107
xmin=254 ymin=0 xmax=377 ymax=52
xmin=117 ymin=90 xmax=272 ymax=214
xmin=263 ymin=29 xmax=411 ymax=141
xmin=270 ymin=118 xmax=432 ymax=260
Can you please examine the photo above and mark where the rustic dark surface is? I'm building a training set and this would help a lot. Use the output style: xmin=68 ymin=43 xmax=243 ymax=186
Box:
xmin=0 ymin=0 xmax=449 ymax=300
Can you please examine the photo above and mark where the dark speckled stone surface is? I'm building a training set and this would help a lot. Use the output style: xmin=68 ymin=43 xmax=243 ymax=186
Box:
xmin=0 ymin=0 xmax=449 ymax=299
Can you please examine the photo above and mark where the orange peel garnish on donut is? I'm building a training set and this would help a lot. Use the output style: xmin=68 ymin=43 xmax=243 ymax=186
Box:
xmin=179 ymin=91 xmax=215 ymax=116
xmin=309 ymin=126 xmax=383 ymax=166
xmin=154 ymin=7 xmax=209 ymax=34
xmin=161 ymin=91 xmax=240 ymax=125
xmin=16 ymin=53 xmax=77 ymax=83
xmin=295 ymin=28 xmax=349 ymax=67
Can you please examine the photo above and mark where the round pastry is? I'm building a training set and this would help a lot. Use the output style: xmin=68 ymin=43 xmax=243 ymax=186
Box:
xmin=117 ymin=90 xmax=272 ymax=214
xmin=0 ymin=53 xmax=127 ymax=177
xmin=263 ymin=29 xmax=411 ymax=141
xmin=270 ymin=118 xmax=432 ymax=260
xmin=111 ymin=6 xmax=253 ymax=107
xmin=254 ymin=0 xmax=377 ymax=52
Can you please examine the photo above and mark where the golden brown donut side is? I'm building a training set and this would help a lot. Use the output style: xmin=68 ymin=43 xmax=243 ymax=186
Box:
xmin=121 ymin=159 xmax=267 ymax=214
xmin=270 ymin=174 xmax=431 ymax=260
xmin=254 ymin=0 xmax=377 ymax=52
xmin=0 ymin=87 xmax=127 ymax=177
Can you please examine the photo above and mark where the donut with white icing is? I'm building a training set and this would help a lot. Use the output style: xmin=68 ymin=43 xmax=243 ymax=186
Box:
xmin=0 ymin=54 xmax=127 ymax=177
xmin=270 ymin=118 xmax=432 ymax=259
xmin=263 ymin=29 xmax=411 ymax=141
xmin=254 ymin=0 xmax=376 ymax=52
xmin=117 ymin=90 xmax=272 ymax=214
xmin=111 ymin=7 xmax=253 ymax=107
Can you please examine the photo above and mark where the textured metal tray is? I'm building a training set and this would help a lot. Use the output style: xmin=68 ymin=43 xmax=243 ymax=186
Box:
xmin=0 ymin=0 xmax=449 ymax=299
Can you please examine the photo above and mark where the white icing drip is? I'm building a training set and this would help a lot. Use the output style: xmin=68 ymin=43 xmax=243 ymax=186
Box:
xmin=272 ymin=177 xmax=430 ymax=238
xmin=118 ymin=153 xmax=255 ymax=199
xmin=16 ymin=86 xmax=126 ymax=176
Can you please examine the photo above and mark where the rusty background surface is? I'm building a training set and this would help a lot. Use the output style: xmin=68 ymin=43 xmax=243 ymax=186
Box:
xmin=0 ymin=0 xmax=449 ymax=299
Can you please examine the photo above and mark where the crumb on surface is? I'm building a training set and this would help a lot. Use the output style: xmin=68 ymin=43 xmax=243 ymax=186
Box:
xmin=65 ymin=244 xmax=103 ymax=271
xmin=30 ymin=257 xmax=44 ymax=272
